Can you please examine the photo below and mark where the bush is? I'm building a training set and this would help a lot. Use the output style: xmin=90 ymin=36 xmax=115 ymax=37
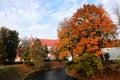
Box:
xmin=66 ymin=53 xmax=103 ymax=77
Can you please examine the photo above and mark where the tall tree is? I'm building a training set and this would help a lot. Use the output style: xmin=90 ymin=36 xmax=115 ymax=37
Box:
xmin=29 ymin=38 xmax=45 ymax=68
xmin=30 ymin=38 xmax=44 ymax=60
xmin=0 ymin=27 xmax=19 ymax=63
xmin=21 ymin=37 xmax=46 ymax=68
xmin=57 ymin=4 xmax=117 ymax=77
xmin=57 ymin=4 xmax=117 ymax=59
xmin=20 ymin=37 xmax=30 ymax=63
xmin=7 ymin=30 xmax=19 ymax=62
xmin=0 ymin=27 xmax=8 ymax=63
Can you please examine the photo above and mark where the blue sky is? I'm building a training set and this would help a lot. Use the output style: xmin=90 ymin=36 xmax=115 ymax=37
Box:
xmin=0 ymin=0 xmax=120 ymax=39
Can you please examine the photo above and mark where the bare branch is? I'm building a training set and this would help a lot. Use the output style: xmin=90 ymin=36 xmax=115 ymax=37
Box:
xmin=113 ymin=3 xmax=120 ymax=25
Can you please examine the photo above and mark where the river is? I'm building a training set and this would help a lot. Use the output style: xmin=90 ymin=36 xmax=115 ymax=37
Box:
xmin=25 ymin=68 xmax=76 ymax=80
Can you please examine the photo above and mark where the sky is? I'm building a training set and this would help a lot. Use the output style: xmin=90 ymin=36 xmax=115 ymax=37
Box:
xmin=0 ymin=0 xmax=120 ymax=39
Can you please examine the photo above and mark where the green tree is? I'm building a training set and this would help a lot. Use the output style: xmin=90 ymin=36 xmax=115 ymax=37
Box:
xmin=42 ymin=45 xmax=49 ymax=58
xmin=6 ymin=30 xmax=19 ymax=62
xmin=0 ymin=27 xmax=8 ymax=63
xmin=0 ymin=27 xmax=19 ymax=63
xmin=21 ymin=37 xmax=46 ymax=68
xmin=29 ymin=38 xmax=44 ymax=68
xmin=20 ymin=37 xmax=31 ymax=63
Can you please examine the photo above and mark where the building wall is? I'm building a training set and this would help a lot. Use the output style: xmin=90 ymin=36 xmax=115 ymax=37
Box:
xmin=101 ymin=47 xmax=120 ymax=60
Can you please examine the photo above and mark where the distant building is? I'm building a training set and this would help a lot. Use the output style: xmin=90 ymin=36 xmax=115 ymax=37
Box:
xmin=40 ymin=39 xmax=58 ymax=60
xmin=40 ymin=39 xmax=58 ymax=49
xmin=30 ymin=36 xmax=58 ymax=49
xmin=15 ymin=37 xmax=58 ymax=62
xmin=101 ymin=47 xmax=120 ymax=60
xmin=15 ymin=48 xmax=24 ymax=62
xmin=30 ymin=37 xmax=58 ymax=61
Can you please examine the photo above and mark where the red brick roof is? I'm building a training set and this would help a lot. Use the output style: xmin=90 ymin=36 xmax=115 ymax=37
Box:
xmin=40 ymin=39 xmax=58 ymax=47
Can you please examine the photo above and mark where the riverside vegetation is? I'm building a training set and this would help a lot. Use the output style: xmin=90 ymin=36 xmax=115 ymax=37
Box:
xmin=0 ymin=61 xmax=65 ymax=80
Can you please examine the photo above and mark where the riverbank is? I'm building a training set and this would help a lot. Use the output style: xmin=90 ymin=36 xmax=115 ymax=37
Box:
xmin=66 ymin=62 xmax=120 ymax=80
xmin=0 ymin=64 xmax=35 ymax=80
xmin=0 ymin=61 xmax=66 ymax=80
xmin=25 ymin=61 xmax=66 ymax=78
xmin=24 ymin=61 xmax=66 ymax=77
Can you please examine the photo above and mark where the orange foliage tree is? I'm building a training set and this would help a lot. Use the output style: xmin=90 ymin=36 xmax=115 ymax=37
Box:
xmin=56 ymin=4 xmax=118 ymax=78
xmin=57 ymin=4 xmax=117 ymax=59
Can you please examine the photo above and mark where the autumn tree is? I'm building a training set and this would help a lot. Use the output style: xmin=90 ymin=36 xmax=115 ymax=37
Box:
xmin=57 ymin=18 xmax=73 ymax=60
xmin=57 ymin=4 xmax=117 ymax=77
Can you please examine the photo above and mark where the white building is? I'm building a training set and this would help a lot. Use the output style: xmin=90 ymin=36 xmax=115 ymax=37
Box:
xmin=101 ymin=47 xmax=120 ymax=60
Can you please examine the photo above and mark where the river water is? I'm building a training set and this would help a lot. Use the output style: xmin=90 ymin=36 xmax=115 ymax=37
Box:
xmin=25 ymin=68 xmax=76 ymax=80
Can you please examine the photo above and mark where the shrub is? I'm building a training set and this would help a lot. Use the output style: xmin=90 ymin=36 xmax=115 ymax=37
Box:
xmin=66 ymin=53 xmax=103 ymax=77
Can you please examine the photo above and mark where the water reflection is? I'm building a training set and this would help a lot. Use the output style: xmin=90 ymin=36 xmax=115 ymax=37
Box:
xmin=25 ymin=68 xmax=76 ymax=80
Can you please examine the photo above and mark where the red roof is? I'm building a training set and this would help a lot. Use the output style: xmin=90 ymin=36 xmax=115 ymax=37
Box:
xmin=40 ymin=39 xmax=58 ymax=46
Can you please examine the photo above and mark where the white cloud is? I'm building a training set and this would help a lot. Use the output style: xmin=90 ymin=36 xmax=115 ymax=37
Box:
xmin=0 ymin=0 xmax=49 ymax=38
xmin=51 ymin=0 xmax=85 ymax=22
xmin=29 ymin=24 xmax=51 ymax=31
xmin=22 ymin=24 xmax=57 ymax=39
xmin=0 ymin=11 xmax=5 ymax=18
xmin=0 ymin=0 xmax=89 ymax=39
